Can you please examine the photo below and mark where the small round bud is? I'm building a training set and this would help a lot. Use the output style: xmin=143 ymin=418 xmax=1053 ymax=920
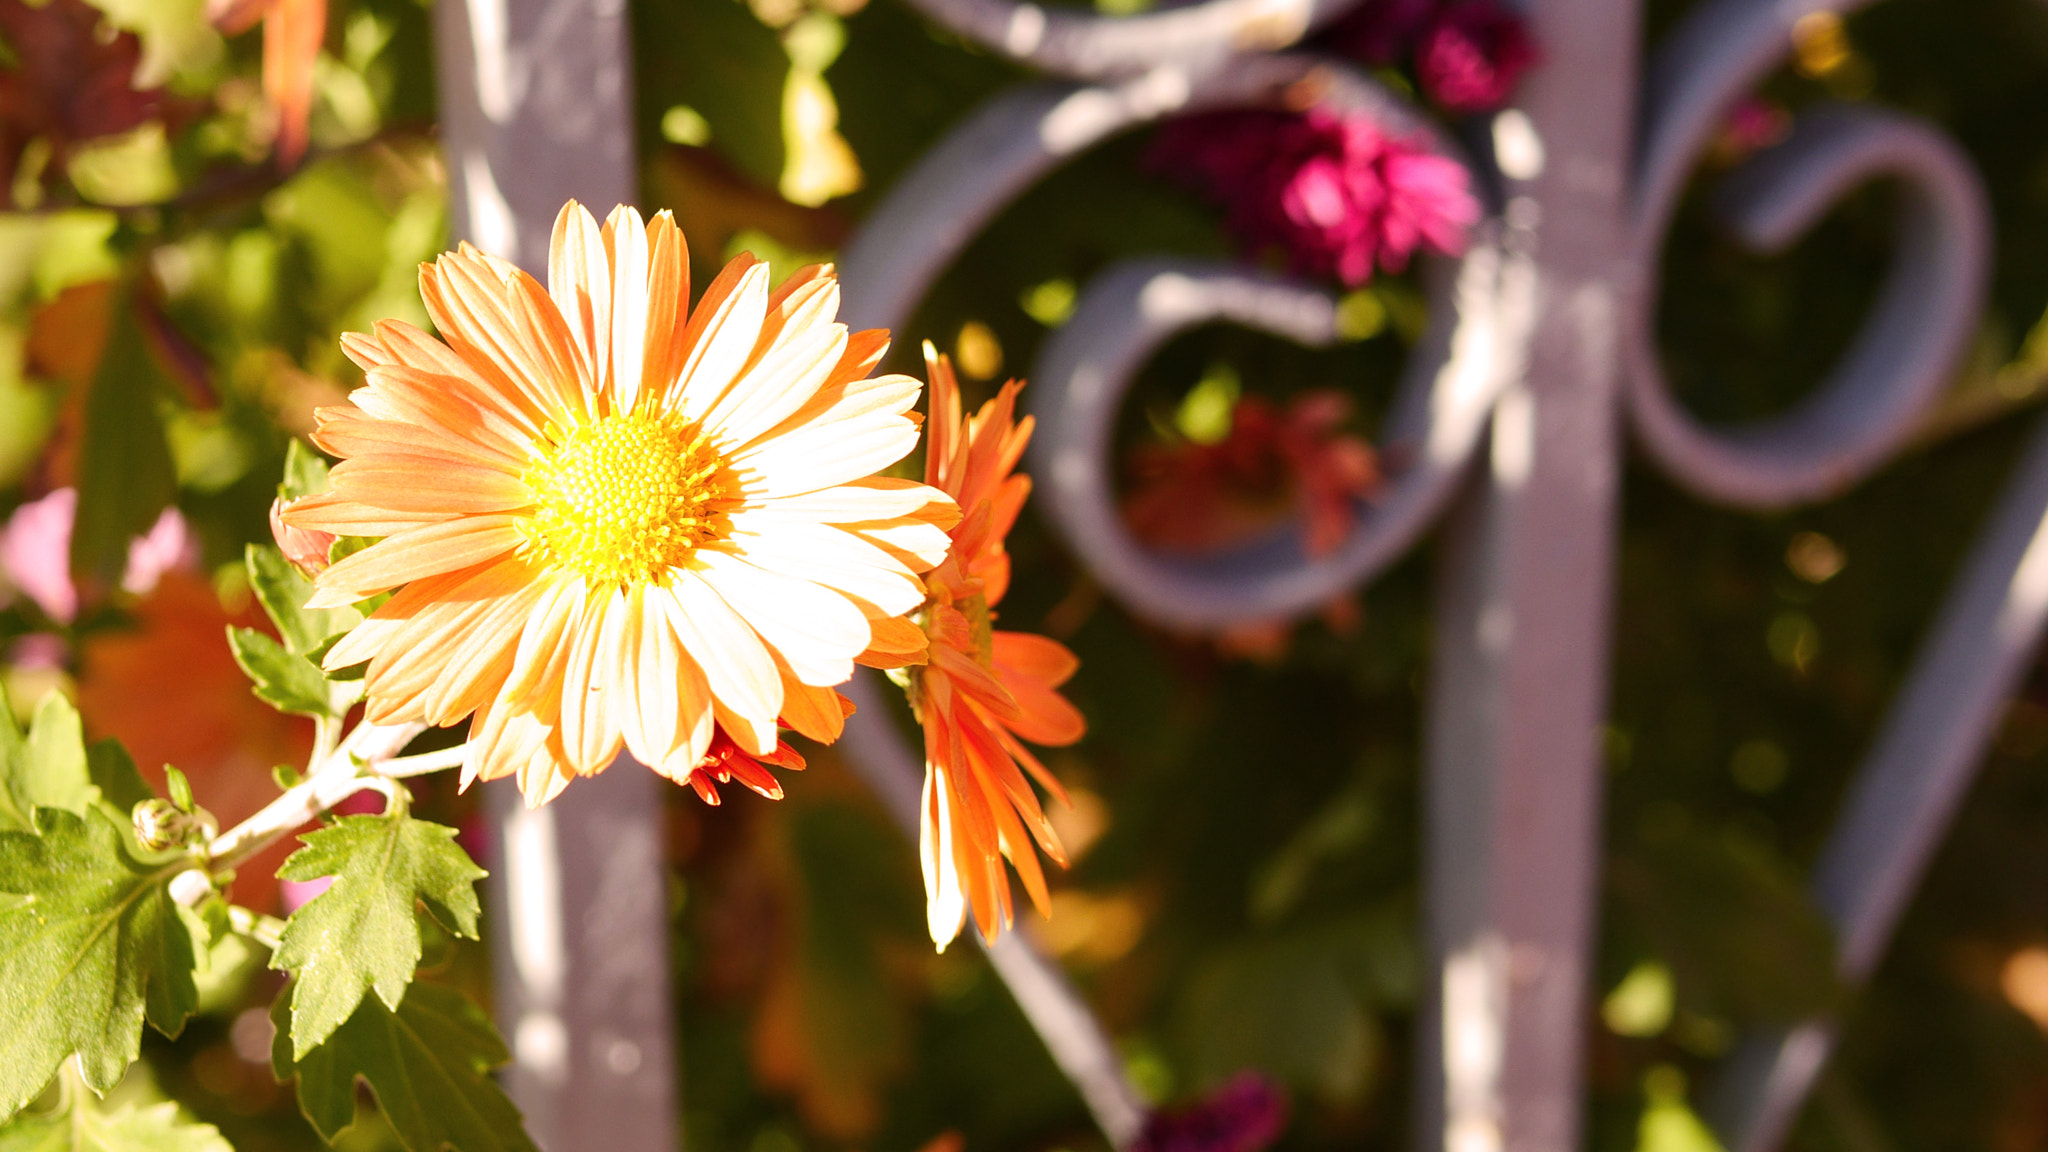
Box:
xmin=133 ymin=798 xmax=204 ymax=852
xmin=271 ymin=497 xmax=337 ymax=577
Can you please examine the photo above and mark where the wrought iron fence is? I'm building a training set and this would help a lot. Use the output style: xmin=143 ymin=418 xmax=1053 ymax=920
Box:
xmin=439 ymin=0 xmax=2038 ymax=1148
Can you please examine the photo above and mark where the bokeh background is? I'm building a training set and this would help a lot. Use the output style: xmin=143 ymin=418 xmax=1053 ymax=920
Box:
xmin=6 ymin=0 xmax=2048 ymax=1149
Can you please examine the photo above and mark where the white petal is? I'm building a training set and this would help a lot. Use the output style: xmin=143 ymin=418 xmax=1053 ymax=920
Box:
xmin=724 ymin=517 xmax=926 ymax=616
xmin=559 ymin=585 xmax=627 ymax=774
xmin=605 ymin=205 xmax=650 ymax=412
xmin=672 ymin=263 xmax=770 ymax=422
xmin=694 ymin=550 xmax=868 ymax=687
xmin=658 ymin=574 xmax=783 ymax=753
xmin=547 ymin=201 xmax=607 ymax=392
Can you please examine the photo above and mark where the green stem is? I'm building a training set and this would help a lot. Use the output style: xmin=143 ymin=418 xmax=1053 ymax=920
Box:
xmin=226 ymin=904 xmax=287 ymax=952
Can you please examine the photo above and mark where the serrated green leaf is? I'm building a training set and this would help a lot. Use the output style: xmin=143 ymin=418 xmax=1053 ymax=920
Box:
xmin=274 ymin=982 xmax=537 ymax=1152
xmin=271 ymin=814 xmax=485 ymax=1059
xmin=85 ymin=742 xmax=150 ymax=816
xmin=0 ymin=685 xmax=31 ymax=834
xmin=245 ymin=546 xmax=359 ymax=657
xmin=24 ymin=694 xmax=91 ymax=820
xmin=280 ymin=439 xmax=331 ymax=502
xmin=225 ymin=628 xmax=334 ymax=719
xmin=0 ymin=1098 xmax=233 ymax=1152
xmin=70 ymin=288 xmax=175 ymax=589
xmin=0 ymin=808 xmax=199 ymax=1117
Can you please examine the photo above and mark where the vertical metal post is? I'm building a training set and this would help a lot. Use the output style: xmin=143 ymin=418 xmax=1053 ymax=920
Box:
xmin=1418 ymin=1 xmax=1638 ymax=1149
xmin=433 ymin=2 xmax=682 ymax=1150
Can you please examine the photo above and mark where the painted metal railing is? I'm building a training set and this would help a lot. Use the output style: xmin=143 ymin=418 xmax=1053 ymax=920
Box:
xmin=436 ymin=0 xmax=2039 ymax=1149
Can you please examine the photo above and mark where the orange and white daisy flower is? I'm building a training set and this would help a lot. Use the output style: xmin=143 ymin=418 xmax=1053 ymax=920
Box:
xmin=907 ymin=345 xmax=1086 ymax=948
xmin=283 ymin=200 xmax=958 ymax=806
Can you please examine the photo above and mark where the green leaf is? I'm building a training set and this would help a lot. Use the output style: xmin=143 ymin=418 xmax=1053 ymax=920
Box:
xmin=270 ymin=814 xmax=485 ymax=1059
xmin=70 ymin=288 xmax=176 ymax=589
xmin=279 ymin=439 xmax=331 ymax=502
xmin=0 ymin=1098 xmax=233 ymax=1151
xmin=0 ymin=808 xmax=199 ymax=1117
xmin=1609 ymin=827 xmax=1843 ymax=1025
xmin=162 ymin=767 xmax=192 ymax=814
xmin=80 ymin=0 xmax=223 ymax=88
xmin=0 ymin=686 xmax=32 ymax=834
xmin=24 ymin=694 xmax=92 ymax=820
xmin=273 ymin=983 xmax=537 ymax=1152
xmin=244 ymin=545 xmax=360 ymax=657
xmin=85 ymin=742 xmax=151 ymax=816
xmin=225 ymin=628 xmax=334 ymax=719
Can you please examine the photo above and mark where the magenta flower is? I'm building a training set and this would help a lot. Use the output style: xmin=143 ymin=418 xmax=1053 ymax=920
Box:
xmin=1134 ymin=1074 xmax=1288 ymax=1152
xmin=1415 ymin=0 xmax=1540 ymax=114
xmin=1151 ymin=108 xmax=1479 ymax=287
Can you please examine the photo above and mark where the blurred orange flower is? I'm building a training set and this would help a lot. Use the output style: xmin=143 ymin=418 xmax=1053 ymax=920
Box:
xmin=906 ymin=345 xmax=1084 ymax=948
xmin=209 ymin=0 xmax=324 ymax=167
xmin=1124 ymin=389 xmax=1380 ymax=558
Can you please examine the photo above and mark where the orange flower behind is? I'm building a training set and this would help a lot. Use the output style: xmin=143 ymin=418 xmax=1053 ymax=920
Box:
xmin=906 ymin=345 xmax=1085 ymax=948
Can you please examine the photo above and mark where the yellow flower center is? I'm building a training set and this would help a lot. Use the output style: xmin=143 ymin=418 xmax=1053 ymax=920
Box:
xmin=522 ymin=409 xmax=730 ymax=587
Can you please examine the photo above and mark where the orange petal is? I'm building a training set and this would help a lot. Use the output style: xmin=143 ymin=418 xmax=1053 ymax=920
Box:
xmin=308 ymin=514 xmax=523 ymax=607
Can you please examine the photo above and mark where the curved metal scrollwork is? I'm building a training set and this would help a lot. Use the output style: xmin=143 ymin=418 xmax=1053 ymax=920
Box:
xmin=1625 ymin=0 xmax=1990 ymax=506
xmin=833 ymin=0 xmax=2039 ymax=1150
xmin=886 ymin=0 xmax=1354 ymax=78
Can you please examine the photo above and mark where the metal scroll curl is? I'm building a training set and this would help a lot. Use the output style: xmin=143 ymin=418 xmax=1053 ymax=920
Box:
xmin=1624 ymin=0 xmax=1991 ymax=506
xmin=840 ymin=55 xmax=1521 ymax=632
xmin=883 ymin=0 xmax=1356 ymax=80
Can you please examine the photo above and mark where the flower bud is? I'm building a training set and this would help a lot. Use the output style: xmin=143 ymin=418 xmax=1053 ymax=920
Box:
xmin=134 ymin=798 xmax=206 ymax=852
xmin=271 ymin=496 xmax=336 ymax=577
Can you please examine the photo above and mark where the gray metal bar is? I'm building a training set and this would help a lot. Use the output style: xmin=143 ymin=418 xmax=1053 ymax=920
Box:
xmin=838 ymin=672 xmax=1151 ymax=1148
xmin=1712 ymin=408 xmax=2048 ymax=1149
xmin=1417 ymin=0 xmax=1639 ymax=1147
xmin=433 ymin=1 xmax=681 ymax=1149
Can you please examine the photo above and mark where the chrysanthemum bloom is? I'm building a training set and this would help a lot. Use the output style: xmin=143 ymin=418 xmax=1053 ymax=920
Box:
xmin=905 ymin=345 xmax=1085 ymax=947
xmin=283 ymin=200 xmax=958 ymax=806
xmin=1414 ymin=0 xmax=1539 ymax=114
xmin=1150 ymin=108 xmax=1478 ymax=287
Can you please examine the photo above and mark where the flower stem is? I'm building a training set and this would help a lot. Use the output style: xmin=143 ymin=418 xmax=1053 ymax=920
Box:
xmin=186 ymin=720 xmax=428 ymax=898
xmin=227 ymin=904 xmax=288 ymax=951
xmin=378 ymin=743 xmax=471 ymax=779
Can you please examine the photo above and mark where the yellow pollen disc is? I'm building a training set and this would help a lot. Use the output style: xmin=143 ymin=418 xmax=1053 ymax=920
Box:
xmin=522 ymin=409 xmax=729 ymax=587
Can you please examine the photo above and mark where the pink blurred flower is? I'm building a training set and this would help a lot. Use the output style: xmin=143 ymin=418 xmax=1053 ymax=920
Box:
xmin=1134 ymin=1074 xmax=1288 ymax=1152
xmin=1414 ymin=0 xmax=1539 ymax=114
xmin=2 ymin=488 xmax=78 ymax=622
xmin=1151 ymin=108 xmax=1479 ymax=286
xmin=0 ymin=488 xmax=199 ymax=623
xmin=1715 ymin=96 xmax=1791 ymax=163
xmin=8 ymin=632 xmax=66 ymax=670
xmin=122 ymin=505 xmax=199 ymax=596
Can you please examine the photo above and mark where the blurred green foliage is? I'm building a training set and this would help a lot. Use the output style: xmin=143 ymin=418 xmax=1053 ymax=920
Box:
xmin=7 ymin=0 xmax=2048 ymax=1150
